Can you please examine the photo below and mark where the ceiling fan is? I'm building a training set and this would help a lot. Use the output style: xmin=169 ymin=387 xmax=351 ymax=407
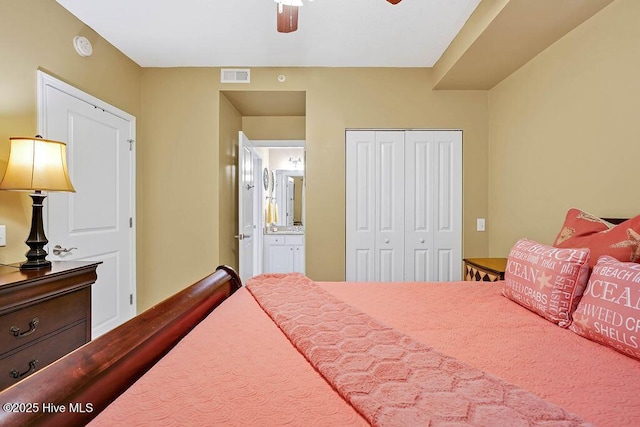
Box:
xmin=276 ymin=0 xmax=402 ymax=33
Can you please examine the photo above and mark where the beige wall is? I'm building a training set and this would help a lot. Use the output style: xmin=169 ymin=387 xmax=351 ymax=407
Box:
xmin=1 ymin=1 xmax=490 ymax=312
xmin=0 ymin=0 xmax=141 ymax=263
xmin=9 ymin=0 xmax=634 ymax=315
xmin=138 ymin=68 xmax=221 ymax=309
xmin=303 ymin=68 xmax=488 ymax=279
xmin=218 ymin=94 xmax=242 ymax=269
xmin=242 ymin=116 xmax=305 ymax=140
xmin=141 ymin=67 xmax=489 ymax=306
xmin=487 ymin=0 xmax=640 ymax=256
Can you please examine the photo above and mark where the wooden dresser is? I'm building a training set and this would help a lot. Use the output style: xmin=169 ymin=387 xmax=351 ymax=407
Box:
xmin=0 ymin=261 xmax=99 ymax=390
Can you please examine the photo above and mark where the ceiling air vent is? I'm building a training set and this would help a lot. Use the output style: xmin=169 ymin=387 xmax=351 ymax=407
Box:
xmin=221 ymin=69 xmax=250 ymax=83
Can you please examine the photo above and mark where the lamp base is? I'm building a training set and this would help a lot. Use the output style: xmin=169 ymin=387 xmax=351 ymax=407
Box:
xmin=21 ymin=192 xmax=51 ymax=271
xmin=20 ymin=259 xmax=52 ymax=270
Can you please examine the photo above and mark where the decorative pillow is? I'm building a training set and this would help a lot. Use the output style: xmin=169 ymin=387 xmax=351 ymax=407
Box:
xmin=554 ymin=209 xmax=640 ymax=267
xmin=570 ymin=256 xmax=640 ymax=361
xmin=553 ymin=208 xmax=613 ymax=245
xmin=502 ymin=238 xmax=590 ymax=327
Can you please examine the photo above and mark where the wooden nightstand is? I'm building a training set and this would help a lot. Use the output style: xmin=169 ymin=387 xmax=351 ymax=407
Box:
xmin=0 ymin=261 xmax=100 ymax=390
xmin=463 ymin=258 xmax=508 ymax=282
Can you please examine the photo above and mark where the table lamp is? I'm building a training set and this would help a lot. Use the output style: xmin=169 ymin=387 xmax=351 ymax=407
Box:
xmin=0 ymin=136 xmax=76 ymax=270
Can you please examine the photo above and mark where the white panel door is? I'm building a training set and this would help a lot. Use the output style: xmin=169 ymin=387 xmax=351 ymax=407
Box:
xmin=346 ymin=131 xmax=404 ymax=281
xmin=433 ymin=130 xmax=463 ymax=281
xmin=237 ymin=131 xmax=256 ymax=284
xmin=40 ymin=74 xmax=136 ymax=338
xmin=404 ymin=131 xmax=434 ymax=281
xmin=375 ymin=131 xmax=405 ymax=281
xmin=405 ymin=130 xmax=462 ymax=281
xmin=346 ymin=131 xmax=376 ymax=281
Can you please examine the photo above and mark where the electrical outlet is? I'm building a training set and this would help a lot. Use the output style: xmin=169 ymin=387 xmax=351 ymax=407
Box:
xmin=0 ymin=225 xmax=6 ymax=246
xmin=477 ymin=218 xmax=486 ymax=232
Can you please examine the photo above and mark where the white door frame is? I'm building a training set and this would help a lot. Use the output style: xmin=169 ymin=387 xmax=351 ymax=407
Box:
xmin=253 ymin=154 xmax=263 ymax=276
xmin=36 ymin=71 xmax=137 ymax=316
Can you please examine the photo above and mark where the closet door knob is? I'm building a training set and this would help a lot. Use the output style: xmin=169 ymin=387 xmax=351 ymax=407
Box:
xmin=384 ymin=239 xmax=390 ymax=244
xmin=420 ymin=239 xmax=425 ymax=244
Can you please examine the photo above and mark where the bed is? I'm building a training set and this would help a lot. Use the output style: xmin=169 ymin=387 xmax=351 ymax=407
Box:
xmin=1 ymin=210 xmax=639 ymax=426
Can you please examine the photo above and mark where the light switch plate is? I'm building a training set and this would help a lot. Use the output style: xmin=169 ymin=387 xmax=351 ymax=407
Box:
xmin=477 ymin=218 xmax=486 ymax=232
xmin=0 ymin=225 xmax=6 ymax=246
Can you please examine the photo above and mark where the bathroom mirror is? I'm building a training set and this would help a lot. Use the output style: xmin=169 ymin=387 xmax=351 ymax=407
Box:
xmin=274 ymin=169 xmax=304 ymax=226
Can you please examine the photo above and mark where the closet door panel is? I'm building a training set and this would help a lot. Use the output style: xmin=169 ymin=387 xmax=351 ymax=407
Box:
xmin=354 ymin=249 xmax=373 ymax=281
xmin=405 ymin=131 xmax=434 ymax=281
xmin=412 ymin=249 xmax=431 ymax=282
xmin=433 ymin=131 xmax=463 ymax=281
xmin=438 ymin=249 xmax=454 ymax=281
xmin=346 ymin=131 xmax=376 ymax=281
xmin=375 ymin=131 xmax=404 ymax=282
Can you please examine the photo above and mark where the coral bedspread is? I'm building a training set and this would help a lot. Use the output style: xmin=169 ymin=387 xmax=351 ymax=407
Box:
xmin=92 ymin=276 xmax=640 ymax=426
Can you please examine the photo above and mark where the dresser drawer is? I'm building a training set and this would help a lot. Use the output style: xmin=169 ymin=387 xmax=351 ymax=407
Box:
xmin=0 ymin=289 xmax=89 ymax=355
xmin=0 ymin=321 xmax=87 ymax=390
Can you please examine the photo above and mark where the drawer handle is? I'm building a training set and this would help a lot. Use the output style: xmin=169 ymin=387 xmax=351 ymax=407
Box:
xmin=10 ymin=359 xmax=38 ymax=379
xmin=10 ymin=318 xmax=40 ymax=338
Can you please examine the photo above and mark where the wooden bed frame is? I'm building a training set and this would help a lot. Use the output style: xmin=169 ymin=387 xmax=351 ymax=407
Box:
xmin=0 ymin=265 xmax=242 ymax=427
xmin=603 ymin=217 xmax=626 ymax=225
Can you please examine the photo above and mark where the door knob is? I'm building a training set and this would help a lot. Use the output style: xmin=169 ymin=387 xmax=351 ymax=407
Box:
xmin=52 ymin=245 xmax=77 ymax=256
xmin=384 ymin=239 xmax=390 ymax=244
xmin=234 ymin=234 xmax=252 ymax=240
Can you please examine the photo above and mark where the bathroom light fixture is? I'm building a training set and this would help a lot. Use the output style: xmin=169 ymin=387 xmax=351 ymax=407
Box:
xmin=289 ymin=157 xmax=303 ymax=168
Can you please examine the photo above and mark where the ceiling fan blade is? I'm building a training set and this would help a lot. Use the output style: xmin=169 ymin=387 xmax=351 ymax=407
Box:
xmin=387 ymin=0 xmax=402 ymax=4
xmin=277 ymin=4 xmax=299 ymax=33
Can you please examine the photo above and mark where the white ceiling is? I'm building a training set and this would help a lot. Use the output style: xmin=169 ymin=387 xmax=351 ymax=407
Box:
xmin=56 ymin=0 xmax=481 ymax=68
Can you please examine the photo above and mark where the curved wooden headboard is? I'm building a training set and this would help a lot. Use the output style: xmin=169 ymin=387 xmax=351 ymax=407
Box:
xmin=0 ymin=265 xmax=242 ymax=427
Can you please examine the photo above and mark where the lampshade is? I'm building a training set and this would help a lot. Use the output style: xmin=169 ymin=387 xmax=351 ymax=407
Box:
xmin=0 ymin=137 xmax=75 ymax=192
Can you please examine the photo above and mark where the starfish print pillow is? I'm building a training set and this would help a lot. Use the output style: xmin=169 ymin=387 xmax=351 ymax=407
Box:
xmin=503 ymin=238 xmax=590 ymax=327
xmin=570 ymin=255 xmax=640 ymax=361
xmin=554 ymin=209 xmax=640 ymax=267
xmin=553 ymin=208 xmax=614 ymax=245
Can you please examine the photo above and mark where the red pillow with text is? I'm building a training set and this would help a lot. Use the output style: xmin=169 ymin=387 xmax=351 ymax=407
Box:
xmin=570 ymin=256 xmax=640 ymax=361
xmin=503 ymin=238 xmax=590 ymax=327
xmin=554 ymin=209 xmax=640 ymax=267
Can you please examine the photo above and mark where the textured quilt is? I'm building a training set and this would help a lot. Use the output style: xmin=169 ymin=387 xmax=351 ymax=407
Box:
xmin=246 ymin=273 xmax=589 ymax=426
xmin=93 ymin=275 xmax=640 ymax=426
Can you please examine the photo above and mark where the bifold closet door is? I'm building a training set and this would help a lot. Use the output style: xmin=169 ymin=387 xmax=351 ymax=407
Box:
xmin=346 ymin=129 xmax=461 ymax=282
xmin=346 ymin=131 xmax=404 ymax=281
xmin=404 ymin=131 xmax=462 ymax=281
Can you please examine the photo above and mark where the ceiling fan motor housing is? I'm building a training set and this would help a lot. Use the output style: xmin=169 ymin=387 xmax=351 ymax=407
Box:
xmin=276 ymin=0 xmax=401 ymax=33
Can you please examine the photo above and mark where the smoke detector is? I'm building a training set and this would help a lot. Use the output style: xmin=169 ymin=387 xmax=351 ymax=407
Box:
xmin=73 ymin=36 xmax=93 ymax=57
